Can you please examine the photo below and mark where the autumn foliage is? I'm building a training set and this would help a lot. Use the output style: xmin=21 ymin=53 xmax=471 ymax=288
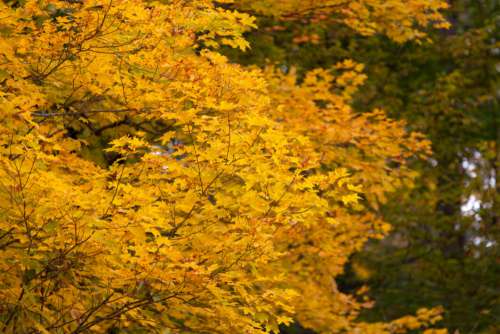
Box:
xmin=0 ymin=0 xmax=448 ymax=333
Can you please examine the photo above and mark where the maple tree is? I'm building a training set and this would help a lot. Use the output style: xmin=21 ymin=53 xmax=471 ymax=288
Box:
xmin=236 ymin=0 xmax=450 ymax=43
xmin=0 ymin=0 xmax=451 ymax=333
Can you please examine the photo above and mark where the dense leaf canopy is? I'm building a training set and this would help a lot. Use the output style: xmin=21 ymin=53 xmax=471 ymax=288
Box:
xmin=1 ymin=0 xmax=496 ymax=334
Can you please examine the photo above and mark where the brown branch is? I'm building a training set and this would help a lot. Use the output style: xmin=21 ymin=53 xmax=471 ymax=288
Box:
xmin=70 ymin=292 xmax=181 ymax=334
xmin=32 ymin=108 xmax=142 ymax=117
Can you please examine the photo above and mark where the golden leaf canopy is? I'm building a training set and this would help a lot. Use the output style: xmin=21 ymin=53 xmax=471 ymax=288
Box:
xmin=0 ymin=0 xmax=446 ymax=333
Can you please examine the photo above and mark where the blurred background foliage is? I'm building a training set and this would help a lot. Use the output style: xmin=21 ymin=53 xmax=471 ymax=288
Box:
xmin=226 ymin=0 xmax=499 ymax=333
